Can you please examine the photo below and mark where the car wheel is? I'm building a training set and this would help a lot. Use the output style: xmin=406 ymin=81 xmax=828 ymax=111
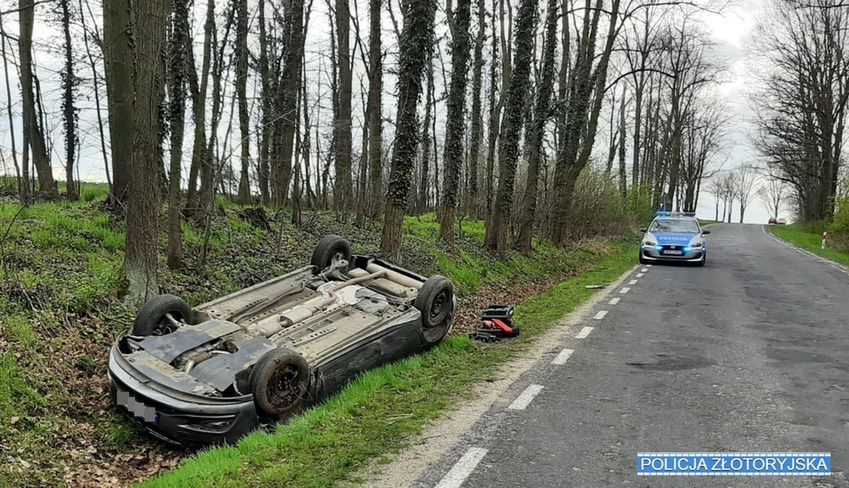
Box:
xmin=250 ymin=348 xmax=311 ymax=417
xmin=697 ymin=256 xmax=706 ymax=267
xmin=639 ymin=253 xmax=648 ymax=265
xmin=132 ymin=294 xmax=194 ymax=336
xmin=310 ymin=235 xmax=352 ymax=273
xmin=414 ymin=275 xmax=454 ymax=346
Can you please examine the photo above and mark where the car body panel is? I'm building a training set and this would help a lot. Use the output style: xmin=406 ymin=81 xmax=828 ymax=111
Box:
xmin=108 ymin=255 xmax=453 ymax=446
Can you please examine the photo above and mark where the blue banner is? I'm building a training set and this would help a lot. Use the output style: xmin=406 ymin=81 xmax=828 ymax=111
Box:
xmin=636 ymin=452 xmax=831 ymax=476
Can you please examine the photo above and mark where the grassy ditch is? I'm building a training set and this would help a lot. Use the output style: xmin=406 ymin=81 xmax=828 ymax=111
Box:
xmin=0 ymin=186 xmax=636 ymax=486
xmin=769 ymin=225 xmax=849 ymax=267
xmin=142 ymin=243 xmax=634 ymax=488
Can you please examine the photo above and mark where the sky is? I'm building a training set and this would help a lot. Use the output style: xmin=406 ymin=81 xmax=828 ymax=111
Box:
xmin=0 ymin=0 xmax=782 ymax=224
xmin=696 ymin=0 xmax=775 ymax=223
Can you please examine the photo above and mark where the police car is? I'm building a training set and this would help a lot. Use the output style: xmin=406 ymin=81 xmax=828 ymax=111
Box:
xmin=639 ymin=212 xmax=710 ymax=266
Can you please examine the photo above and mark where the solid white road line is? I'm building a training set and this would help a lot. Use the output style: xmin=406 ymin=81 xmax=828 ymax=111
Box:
xmin=575 ymin=327 xmax=594 ymax=339
xmin=609 ymin=297 xmax=621 ymax=305
xmin=552 ymin=348 xmax=575 ymax=364
xmin=435 ymin=447 xmax=489 ymax=488
xmin=620 ymin=287 xmax=631 ymax=294
xmin=593 ymin=310 xmax=608 ymax=320
xmin=636 ymin=273 xmax=645 ymax=278
xmin=508 ymin=384 xmax=544 ymax=410
xmin=628 ymin=279 xmax=638 ymax=285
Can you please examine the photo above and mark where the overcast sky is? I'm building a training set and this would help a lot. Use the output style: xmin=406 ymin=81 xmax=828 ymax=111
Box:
xmin=1 ymin=0 xmax=780 ymax=224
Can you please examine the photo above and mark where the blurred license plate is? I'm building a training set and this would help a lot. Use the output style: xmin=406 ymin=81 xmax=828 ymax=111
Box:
xmin=662 ymin=250 xmax=683 ymax=256
xmin=117 ymin=389 xmax=158 ymax=423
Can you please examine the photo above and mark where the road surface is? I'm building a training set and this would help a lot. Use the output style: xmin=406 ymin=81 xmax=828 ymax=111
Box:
xmin=412 ymin=224 xmax=849 ymax=487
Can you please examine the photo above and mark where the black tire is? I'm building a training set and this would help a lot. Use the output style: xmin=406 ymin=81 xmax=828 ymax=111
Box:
xmin=696 ymin=256 xmax=706 ymax=267
xmin=639 ymin=252 xmax=648 ymax=265
xmin=414 ymin=275 xmax=454 ymax=346
xmin=250 ymin=348 xmax=311 ymax=417
xmin=310 ymin=235 xmax=352 ymax=273
xmin=132 ymin=294 xmax=194 ymax=336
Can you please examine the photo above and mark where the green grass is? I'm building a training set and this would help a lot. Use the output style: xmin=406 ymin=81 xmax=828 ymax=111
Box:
xmin=141 ymin=242 xmax=635 ymax=488
xmin=770 ymin=225 xmax=849 ymax=267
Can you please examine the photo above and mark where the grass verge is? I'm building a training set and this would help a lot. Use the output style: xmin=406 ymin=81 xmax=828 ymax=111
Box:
xmin=142 ymin=242 xmax=635 ymax=488
xmin=769 ymin=225 xmax=849 ymax=268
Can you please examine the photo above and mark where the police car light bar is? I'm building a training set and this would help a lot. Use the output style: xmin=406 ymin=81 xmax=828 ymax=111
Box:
xmin=656 ymin=211 xmax=696 ymax=217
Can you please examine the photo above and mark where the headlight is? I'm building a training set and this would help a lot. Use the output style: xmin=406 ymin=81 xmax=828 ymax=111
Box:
xmin=690 ymin=241 xmax=703 ymax=248
xmin=642 ymin=233 xmax=657 ymax=247
xmin=643 ymin=240 xmax=657 ymax=247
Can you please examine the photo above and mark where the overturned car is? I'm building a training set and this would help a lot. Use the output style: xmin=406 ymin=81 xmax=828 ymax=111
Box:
xmin=108 ymin=235 xmax=455 ymax=446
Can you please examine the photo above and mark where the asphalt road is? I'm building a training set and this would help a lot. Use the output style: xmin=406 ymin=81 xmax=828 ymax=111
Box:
xmin=419 ymin=224 xmax=849 ymax=488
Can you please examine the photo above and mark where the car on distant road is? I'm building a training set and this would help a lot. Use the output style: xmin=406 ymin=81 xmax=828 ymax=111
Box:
xmin=639 ymin=212 xmax=711 ymax=266
xmin=108 ymin=235 xmax=455 ymax=446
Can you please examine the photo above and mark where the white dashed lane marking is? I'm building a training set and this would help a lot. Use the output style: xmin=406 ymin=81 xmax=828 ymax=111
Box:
xmin=620 ymin=287 xmax=631 ymax=294
xmin=628 ymin=279 xmax=638 ymax=285
xmin=593 ymin=310 xmax=608 ymax=320
xmin=575 ymin=327 xmax=593 ymax=339
xmin=435 ymin=447 xmax=489 ymax=488
xmin=636 ymin=273 xmax=644 ymax=278
xmin=609 ymin=297 xmax=621 ymax=305
xmin=641 ymin=268 xmax=649 ymax=273
xmin=508 ymin=384 xmax=544 ymax=410
xmin=552 ymin=348 xmax=575 ymax=364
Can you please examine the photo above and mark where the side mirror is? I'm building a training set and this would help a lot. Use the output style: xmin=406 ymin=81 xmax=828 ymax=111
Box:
xmin=640 ymin=227 xmax=647 ymax=233
xmin=701 ymin=230 xmax=711 ymax=235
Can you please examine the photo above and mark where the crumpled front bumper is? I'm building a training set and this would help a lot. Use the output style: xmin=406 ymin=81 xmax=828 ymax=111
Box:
xmin=108 ymin=345 xmax=259 ymax=446
xmin=640 ymin=245 xmax=705 ymax=262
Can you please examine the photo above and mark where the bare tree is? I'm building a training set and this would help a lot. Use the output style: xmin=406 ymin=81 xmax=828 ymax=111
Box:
xmin=166 ymin=0 xmax=190 ymax=269
xmin=19 ymin=0 xmax=56 ymax=196
xmin=759 ymin=177 xmax=786 ymax=220
xmin=732 ymin=165 xmax=758 ymax=223
xmin=515 ymin=0 xmax=558 ymax=254
xmin=752 ymin=0 xmax=849 ymax=222
xmin=235 ymin=0 xmax=251 ymax=204
xmin=486 ymin=0 xmax=537 ymax=255
xmin=334 ymin=0 xmax=354 ymax=218
xmin=440 ymin=0 xmax=473 ymax=244
xmin=103 ymin=0 xmax=133 ymax=204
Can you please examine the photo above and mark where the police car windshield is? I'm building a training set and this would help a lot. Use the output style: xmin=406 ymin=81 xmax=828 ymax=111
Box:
xmin=650 ymin=219 xmax=700 ymax=233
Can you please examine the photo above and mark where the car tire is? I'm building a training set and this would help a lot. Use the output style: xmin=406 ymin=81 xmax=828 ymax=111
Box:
xmin=414 ymin=275 xmax=454 ymax=346
xmin=310 ymin=235 xmax=352 ymax=273
xmin=697 ymin=256 xmax=706 ymax=267
xmin=132 ymin=294 xmax=194 ymax=336
xmin=250 ymin=348 xmax=311 ymax=417
xmin=639 ymin=253 xmax=648 ymax=265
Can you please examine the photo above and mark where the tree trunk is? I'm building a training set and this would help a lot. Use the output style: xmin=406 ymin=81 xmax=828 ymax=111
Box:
xmin=19 ymin=0 xmax=56 ymax=196
xmin=380 ymin=0 xmax=437 ymax=261
xmin=618 ymin=95 xmax=627 ymax=197
xmin=417 ymin=61 xmax=434 ymax=214
xmin=483 ymin=0 xmax=500 ymax=233
xmin=124 ymin=0 xmax=169 ymax=306
xmin=185 ymin=0 xmax=214 ymax=214
xmin=0 ymin=14 xmax=24 ymax=201
xmin=516 ymin=0 xmax=557 ymax=254
xmin=367 ymin=0 xmax=383 ymax=220
xmin=439 ymin=0 xmax=473 ymax=244
xmin=334 ymin=0 xmax=354 ymax=219
xmin=79 ymin=0 xmax=112 ymax=193
xmin=486 ymin=0 xmax=536 ymax=255
xmin=467 ymin=0 xmax=486 ymax=217
xmin=235 ymin=0 xmax=251 ymax=204
xmin=167 ymin=0 xmax=190 ymax=269
xmin=60 ymin=0 xmax=78 ymax=200
xmin=103 ymin=0 xmax=133 ymax=204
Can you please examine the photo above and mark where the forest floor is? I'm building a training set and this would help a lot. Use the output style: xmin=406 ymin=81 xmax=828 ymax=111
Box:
xmin=0 ymin=184 xmax=634 ymax=487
